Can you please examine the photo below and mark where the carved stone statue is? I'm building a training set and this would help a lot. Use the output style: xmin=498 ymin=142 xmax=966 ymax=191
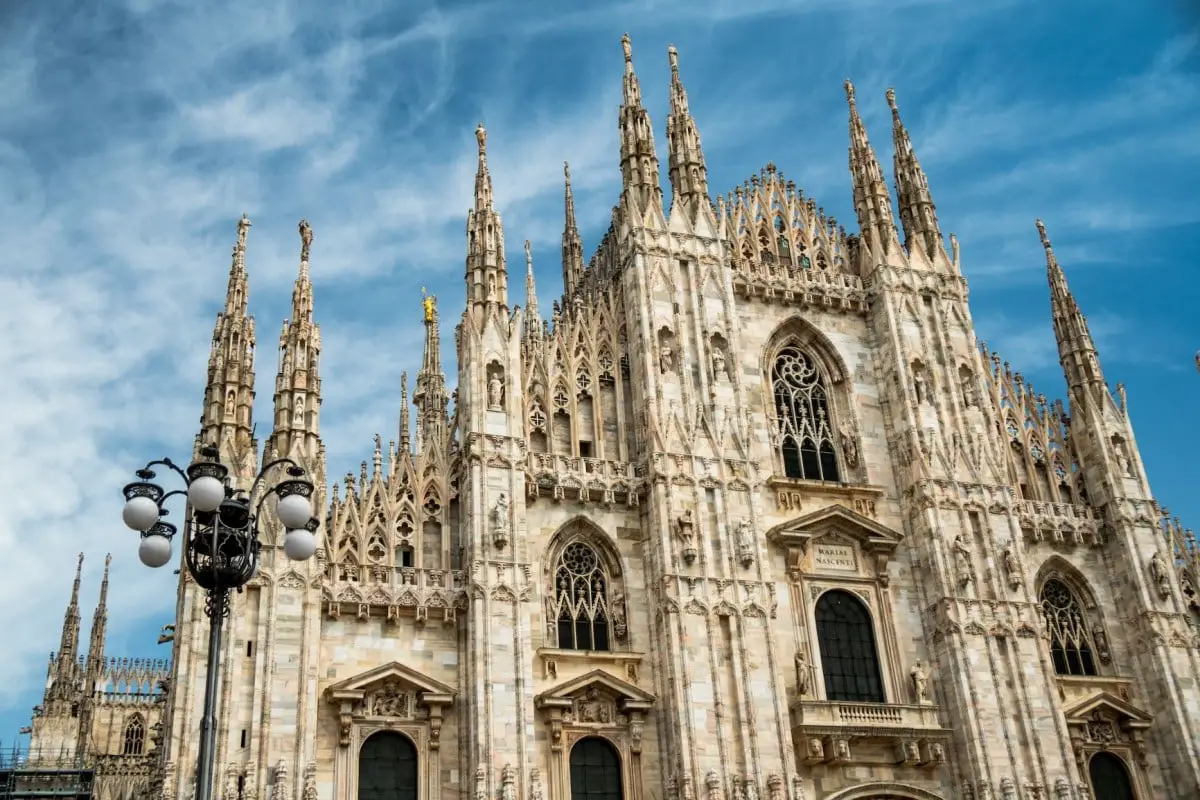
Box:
xmin=491 ymin=493 xmax=510 ymax=549
xmin=1002 ymin=548 xmax=1022 ymax=590
xmin=793 ymin=649 xmax=812 ymax=696
xmin=370 ymin=681 xmax=410 ymax=717
xmin=676 ymin=510 xmax=697 ymax=564
xmin=293 ymin=395 xmax=304 ymax=425
xmin=487 ymin=276 xmax=497 ymax=302
xmin=952 ymin=535 xmax=973 ymax=588
xmin=736 ymin=518 xmax=755 ymax=567
xmin=660 ymin=342 xmax=675 ymax=374
xmin=961 ymin=371 xmax=978 ymax=407
xmin=712 ymin=347 xmax=729 ymax=382
xmin=576 ymin=687 xmax=610 ymax=723
xmin=1149 ymin=551 xmax=1171 ymax=599
xmin=839 ymin=424 xmax=858 ymax=468
xmin=611 ymin=588 xmax=628 ymax=640
xmin=422 ymin=291 xmax=436 ymax=322
xmin=912 ymin=364 xmax=928 ymax=405
xmin=488 ymin=374 xmax=504 ymax=410
xmin=500 ymin=764 xmax=516 ymax=800
xmin=909 ymin=660 xmax=930 ymax=703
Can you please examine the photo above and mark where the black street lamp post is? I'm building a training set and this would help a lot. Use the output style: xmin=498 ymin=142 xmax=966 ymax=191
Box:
xmin=121 ymin=444 xmax=320 ymax=800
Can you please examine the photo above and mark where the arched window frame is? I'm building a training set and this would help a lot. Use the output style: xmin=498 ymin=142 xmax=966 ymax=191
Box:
xmin=357 ymin=731 xmax=418 ymax=800
xmin=1035 ymin=561 xmax=1114 ymax=677
xmin=568 ymin=736 xmax=624 ymax=800
xmin=122 ymin=713 xmax=146 ymax=756
xmin=1088 ymin=751 xmax=1140 ymax=800
xmin=543 ymin=519 xmax=630 ymax=655
xmin=812 ymin=588 xmax=887 ymax=704
xmin=762 ymin=320 xmax=860 ymax=485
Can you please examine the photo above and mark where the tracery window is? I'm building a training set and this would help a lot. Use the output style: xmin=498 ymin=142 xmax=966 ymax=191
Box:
xmin=358 ymin=731 xmax=417 ymax=800
xmin=1040 ymin=579 xmax=1099 ymax=676
xmin=772 ymin=346 xmax=840 ymax=481
xmin=122 ymin=714 xmax=145 ymax=755
xmin=1089 ymin=752 xmax=1137 ymax=800
xmin=553 ymin=542 xmax=611 ymax=651
xmin=814 ymin=590 xmax=885 ymax=703
xmin=569 ymin=737 xmax=622 ymax=800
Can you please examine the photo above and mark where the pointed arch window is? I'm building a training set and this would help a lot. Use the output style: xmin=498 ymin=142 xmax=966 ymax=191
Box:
xmin=772 ymin=346 xmax=840 ymax=481
xmin=1089 ymin=752 xmax=1137 ymax=800
xmin=569 ymin=737 xmax=622 ymax=800
xmin=553 ymin=542 xmax=611 ymax=651
xmin=122 ymin=714 xmax=146 ymax=755
xmin=1040 ymin=579 xmax=1099 ymax=676
xmin=358 ymin=731 xmax=417 ymax=800
xmin=814 ymin=590 xmax=885 ymax=703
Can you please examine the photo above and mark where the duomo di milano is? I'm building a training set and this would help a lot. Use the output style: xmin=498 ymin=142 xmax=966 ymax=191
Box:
xmin=24 ymin=35 xmax=1200 ymax=800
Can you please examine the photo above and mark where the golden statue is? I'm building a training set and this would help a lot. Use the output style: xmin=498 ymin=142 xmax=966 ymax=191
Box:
xmin=422 ymin=288 xmax=436 ymax=322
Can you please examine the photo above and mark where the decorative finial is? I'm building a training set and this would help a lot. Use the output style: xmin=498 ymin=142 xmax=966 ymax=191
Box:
xmin=421 ymin=287 xmax=436 ymax=323
xmin=525 ymin=239 xmax=533 ymax=268
xmin=237 ymin=213 xmax=251 ymax=237
xmin=299 ymin=219 xmax=313 ymax=256
xmin=76 ymin=552 xmax=84 ymax=571
xmin=886 ymin=87 xmax=898 ymax=114
xmin=104 ymin=553 xmax=112 ymax=570
xmin=475 ymin=123 xmax=487 ymax=156
xmin=621 ymin=33 xmax=632 ymax=63
xmin=668 ymin=44 xmax=679 ymax=71
xmin=564 ymin=161 xmax=571 ymax=182
xmin=844 ymin=79 xmax=856 ymax=104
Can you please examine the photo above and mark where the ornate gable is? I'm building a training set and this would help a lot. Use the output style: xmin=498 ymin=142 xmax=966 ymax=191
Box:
xmin=534 ymin=669 xmax=655 ymax=754
xmin=1063 ymin=691 xmax=1153 ymax=732
xmin=766 ymin=503 xmax=904 ymax=580
xmin=325 ymin=661 xmax=455 ymax=747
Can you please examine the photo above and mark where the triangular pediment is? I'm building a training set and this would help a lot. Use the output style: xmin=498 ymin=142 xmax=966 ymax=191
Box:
xmin=325 ymin=660 xmax=455 ymax=704
xmin=766 ymin=502 xmax=902 ymax=553
xmin=1063 ymin=691 xmax=1153 ymax=728
xmin=535 ymin=668 xmax=655 ymax=712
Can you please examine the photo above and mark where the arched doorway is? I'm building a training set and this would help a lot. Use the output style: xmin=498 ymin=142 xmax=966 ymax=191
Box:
xmin=358 ymin=731 xmax=418 ymax=800
xmin=1090 ymin=752 xmax=1137 ymax=800
xmin=569 ymin=737 xmax=622 ymax=800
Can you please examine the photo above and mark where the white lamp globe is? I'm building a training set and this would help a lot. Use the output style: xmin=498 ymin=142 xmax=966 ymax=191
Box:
xmin=283 ymin=529 xmax=317 ymax=561
xmin=139 ymin=534 xmax=173 ymax=568
xmin=276 ymin=493 xmax=312 ymax=530
xmin=187 ymin=475 xmax=225 ymax=513
xmin=123 ymin=496 xmax=160 ymax=531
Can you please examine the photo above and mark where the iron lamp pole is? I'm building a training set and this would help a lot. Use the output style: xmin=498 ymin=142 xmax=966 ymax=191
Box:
xmin=121 ymin=444 xmax=321 ymax=800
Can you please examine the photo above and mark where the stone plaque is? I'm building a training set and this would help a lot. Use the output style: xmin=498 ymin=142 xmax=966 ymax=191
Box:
xmin=813 ymin=543 xmax=857 ymax=572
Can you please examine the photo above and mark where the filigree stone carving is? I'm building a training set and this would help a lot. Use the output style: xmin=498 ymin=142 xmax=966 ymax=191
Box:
xmin=369 ymin=681 xmax=412 ymax=718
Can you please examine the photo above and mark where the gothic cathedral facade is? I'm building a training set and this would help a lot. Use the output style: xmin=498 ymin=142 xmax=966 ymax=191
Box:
xmin=27 ymin=35 xmax=1200 ymax=800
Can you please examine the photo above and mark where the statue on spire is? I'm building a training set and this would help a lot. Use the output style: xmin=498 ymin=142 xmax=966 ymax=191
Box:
xmin=299 ymin=219 xmax=313 ymax=259
xmin=238 ymin=213 xmax=252 ymax=240
xmin=622 ymin=33 xmax=632 ymax=62
xmin=422 ymin=287 xmax=436 ymax=323
xmin=476 ymin=123 xmax=487 ymax=156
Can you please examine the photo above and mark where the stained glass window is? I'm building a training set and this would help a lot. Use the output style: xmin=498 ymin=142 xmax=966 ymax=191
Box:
xmin=1089 ymin=752 xmax=1136 ymax=800
xmin=553 ymin=542 xmax=611 ymax=651
xmin=772 ymin=346 xmax=840 ymax=481
xmin=358 ymin=732 xmax=417 ymax=800
xmin=1040 ymin=579 xmax=1098 ymax=676
xmin=569 ymin=737 xmax=622 ymax=800
xmin=122 ymin=715 xmax=145 ymax=756
xmin=815 ymin=590 xmax=885 ymax=703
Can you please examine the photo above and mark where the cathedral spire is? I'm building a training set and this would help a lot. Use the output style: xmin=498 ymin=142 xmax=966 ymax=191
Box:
xmin=465 ymin=124 xmax=508 ymax=308
xmin=524 ymin=239 xmax=541 ymax=334
xmin=844 ymin=80 xmax=897 ymax=256
xmin=665 ymin=44 xmax=710 ymax=217
xmin=266 ymin=220 xmax=324 ymax=467
xmin=76 ymin=555 xmax=111 ymax=755
xmin=47 ymin=554 xmax=85 ymax=706
xmin=1038 ymin=219 xmax=1107 ymax=395
xmin=562 ymin=162 xmax=584 ymax=296
xmin=886 ymin=88 xmax=946 ymax=263
xmin=198 ymin=215 xmax=257 ymax=460
xmin=618 ymin=34 xmax=663 ymax=215
xmin=414 ymin=291 xmax=448 ymax=453
xmin=399 ymin=372 xmax=411 ymax=453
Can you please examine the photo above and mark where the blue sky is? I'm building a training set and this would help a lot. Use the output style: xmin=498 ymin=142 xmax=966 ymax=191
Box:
xmin=0 ymin=0 xmax=1197 ymax=743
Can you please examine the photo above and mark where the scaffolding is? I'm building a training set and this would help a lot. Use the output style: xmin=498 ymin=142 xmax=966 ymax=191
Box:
xmin=0 ymin=746 xmax=95 ymax=800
